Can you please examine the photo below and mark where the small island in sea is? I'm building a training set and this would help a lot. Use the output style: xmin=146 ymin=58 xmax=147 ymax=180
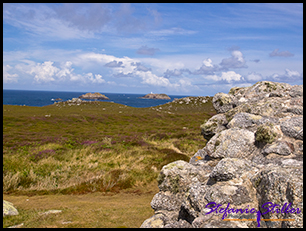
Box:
xmin=139 ymin=93 xmax=171 ymax=100
xmin=78 ymin=92 xmax=110 ymax=100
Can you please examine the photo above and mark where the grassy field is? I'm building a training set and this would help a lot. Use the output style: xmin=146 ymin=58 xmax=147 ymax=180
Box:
xmin=3 ymin=191 xmax=157 ymax=228
xmin=3 ymin=96 xmax=216 ymax=227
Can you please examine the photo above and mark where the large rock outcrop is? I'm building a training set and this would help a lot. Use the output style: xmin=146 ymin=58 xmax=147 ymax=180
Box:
xmin=141 ymin=81 xmax=303 ymax=228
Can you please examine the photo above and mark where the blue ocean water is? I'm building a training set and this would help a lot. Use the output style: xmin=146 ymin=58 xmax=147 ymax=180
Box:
xmin=3 ymin=89 xmax=190 ymax=108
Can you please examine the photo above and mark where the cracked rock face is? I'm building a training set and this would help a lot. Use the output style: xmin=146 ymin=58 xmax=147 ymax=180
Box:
xmin=141 ymin=81 xmax=303 ymax=228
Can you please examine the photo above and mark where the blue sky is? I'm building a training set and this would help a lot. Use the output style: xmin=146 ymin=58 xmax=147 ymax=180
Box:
xmin=3 ymin=3 xmax=303 ymax=96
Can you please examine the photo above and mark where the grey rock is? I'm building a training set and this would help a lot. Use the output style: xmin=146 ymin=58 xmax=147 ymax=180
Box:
xmin=205 ymin=128 xmax=256 ymax=159
xmin=227 ymin=112 xmax=279 ymax=132
xmin=39 ymin=209 xmax=62 ymax=216
xmin=212 ymin=92 xmax=237 ymax=113
xmin=281 ymin=116 xmax=303 ymax=140
xmin=288 ymin=85 xmax=303 ymax=97
xmin=192 ymin=214 xmax=214 ymax=228
xmin=286 ymin=106 xmax=303 ymax=115
xmin=189 ymin=148 xmax=209 ymax=166
xmin=252 ymin=166 xmax=303 ymax=228
xmin=209 ymin=158 xmax=256 ymax=182
xmin=164 ymin=219 xmax=192 ymax=228
xmin=200 ymin=114 xmax=228 ymax=140
xmin=7 ymin=223 xmax=24 ymax=228
xmin=157 ymin=160 xmax=208 ymax=194
xmin=3 ymin=200 xmax=19 ymax=217
xmin=262 ymin=141 xmax=293 ymax=156
xmin=151 ymin=191 xmax=182 ymax=212
xmin=140 ymin=213 xmax=166 ymax=228
xmin=230 ymin=81 xmax=292 ymax=104
xmin=141 ymin=81 xmax=303 ymax=228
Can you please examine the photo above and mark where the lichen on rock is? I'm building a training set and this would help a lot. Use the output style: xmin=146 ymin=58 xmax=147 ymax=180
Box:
xmin=141 ymin=81 xmax=303 ymax=228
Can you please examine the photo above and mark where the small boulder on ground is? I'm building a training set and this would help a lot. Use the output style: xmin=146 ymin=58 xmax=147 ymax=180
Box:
xmin=3 ymin=200 xmax=19 ymax=217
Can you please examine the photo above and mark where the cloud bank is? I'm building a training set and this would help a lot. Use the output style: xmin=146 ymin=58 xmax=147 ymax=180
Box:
xmin=4 ymin=47 xmax=302 ymax=94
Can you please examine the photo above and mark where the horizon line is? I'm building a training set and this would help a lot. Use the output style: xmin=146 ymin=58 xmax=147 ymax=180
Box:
xmin=3 ymin=88 xmax=210 ymax=97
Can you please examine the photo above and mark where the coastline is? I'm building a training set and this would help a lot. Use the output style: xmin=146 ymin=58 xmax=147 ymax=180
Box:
xmin=3 ymin=89 xmax=201 ymax=108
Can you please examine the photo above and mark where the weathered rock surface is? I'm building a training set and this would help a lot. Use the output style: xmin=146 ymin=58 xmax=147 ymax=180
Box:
xmin=141 ymin=81 xmax=303 ymax=228
xmin=79 ymin=92 xmax=109 ymax=100
xmin=3 ymin=200 xmax=19 ymax=217
xmin=139 ymin=93 xmax=171 ymax=100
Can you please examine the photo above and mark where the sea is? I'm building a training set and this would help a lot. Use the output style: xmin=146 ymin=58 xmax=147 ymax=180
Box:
xmin=3 ymin=89 xmax=191 ymax=108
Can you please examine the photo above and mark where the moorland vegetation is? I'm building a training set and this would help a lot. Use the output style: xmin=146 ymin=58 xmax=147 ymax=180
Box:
xmin=3 ymin=96 xmax=215 ymax=195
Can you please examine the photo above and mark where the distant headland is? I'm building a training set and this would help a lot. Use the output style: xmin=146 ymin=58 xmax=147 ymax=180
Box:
xmin=139 ymin=93 xmax=171 ymax=100
xmin=78 ymin=92 xmax=109 ymax=100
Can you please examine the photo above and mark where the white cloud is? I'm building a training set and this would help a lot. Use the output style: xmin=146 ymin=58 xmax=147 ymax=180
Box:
xmin=220 ymin=50 xmax=247 ymax=69
xmin=85 ymin=73 xmax=106 ymax=84
xmin=104 ymin=60 xmax=124 ymax=68
xmin=221 ymin=71 xmax=242 ymax=82
xmin=3 ymin=65 xmax=18 ymax=83
xmin=178 ymin=78 xmax=195 ymax=92
xmin=202 ymin=58 xmax=214 ymax=67
xmin=16 ymin=59 xmax=107 ymax=85
xmin=136 ymin=71 xmax=174 ymax=87
xmin=206 ymin=71 xmax=242 ymax=83
xmin=285 ymin=68 xmax=300 ymax=77
xmin=77 ymin=52 xmax=137 ymax=75
xmin=269 ymin=48 xmax=294 ymax=57
xmin=192 ymin=58 xmax=220 ymax=75
xmin=29 ymin=61 xmax=59 ymax=83
xmin=246 ymin=72 xmax=263 ymax=82
xmin=56 ymin=61 xmax=74 ymax=80
xmin=131 ymin=62 xmax=151 ymax=72
xmin=268 ymin=68 xmax=302 ymax=82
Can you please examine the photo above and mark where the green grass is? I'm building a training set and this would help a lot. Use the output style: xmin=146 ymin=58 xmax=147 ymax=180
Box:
xmin=3 ymin=97 xmax=216 ymax=227
xmin=3 ymin=98 xmax=215 ymax=195
xmin=3 ymin=192 xmax=157 ymax=228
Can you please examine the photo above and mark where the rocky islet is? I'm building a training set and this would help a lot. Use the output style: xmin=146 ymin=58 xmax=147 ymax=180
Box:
xmin=139 ymin=93 xmax=171 ymax=100
xmin=79 ymin=92 xmax=110 ymax=100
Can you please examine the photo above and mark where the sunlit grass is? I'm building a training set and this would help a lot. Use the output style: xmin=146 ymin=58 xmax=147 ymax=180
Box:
xmin=3 ymin=192 xmax=156 ymax=228
xmin=3 ymin=97 xmax=215 ymax=227
xmin=3 ymin=97 xmax=215 ymax=195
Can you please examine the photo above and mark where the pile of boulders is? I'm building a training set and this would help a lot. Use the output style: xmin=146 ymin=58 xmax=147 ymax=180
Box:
xmin=141 ymin=81 xmax=303 ymax=228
